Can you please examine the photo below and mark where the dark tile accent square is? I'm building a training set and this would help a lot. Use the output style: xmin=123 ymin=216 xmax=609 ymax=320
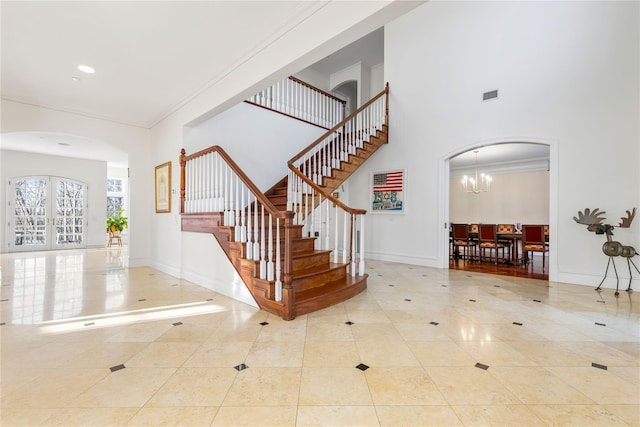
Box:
xmin=513 ymin=322 xmax=523 ymax=326
xmin=0 ymin=299 xmax=8 ymax=302
xmin=441 ymin=285 xmax=448 ymax=287
xmin=345 ymin=321 xmax=354 ymax=325
xmin=259 ymin=321 xmax=269 ymax=326
xmin=138 ymin=298 xmax=146 ymax=302
xmin=378 ymin=274 xmax=383 ymax=277
xmin=206 ymin=298 xmax=213 ymax=301
xmin=595 ymin=322 xmax=606 ymax=327
xmin=148 ymin=274 xmax=155 ymax=276
xmin=494 ymin=285 xmax=501 ymax=288
xmin=84 ymin=322 xmax=95 ymax=327
xmin=388 ymin=284 xmax=395 ymax=287
xmin=172 ymin=322 xmax=183 ymax=326
xmin=597 ymin=300 xmax=605 ymax=303
xmin=0 ymin=322 xmax=6 ymax=326
xmin=356 ymin=363 xmax=369 ymax=371
xmin=533 ymin=299 xmax=541 ymax=303
xmin=110 ymin=364 xmax=125 ymax=372
xmin=592 ymin=362 xmax=608 ymax=370
xmin=475 ymin=362 xmax=489 ymax=370
xmin=234 ymin=363 xmax=249 ymax=371
xmin=467 ymin=275 xmax=473 ymax=278
xmin=429 ymin=321 xmax=439 ymax=326
xmin=469 ymin=299 xmax=476 ymax=302
xmin=405 ymin=298 xmax=412 ymax=302
xmin=172 ymin=284 xmax=178 ymax=287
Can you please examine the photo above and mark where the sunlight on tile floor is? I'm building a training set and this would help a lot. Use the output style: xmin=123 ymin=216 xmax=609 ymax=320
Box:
xmin=1 ymin=248 xmax=638 ymax=426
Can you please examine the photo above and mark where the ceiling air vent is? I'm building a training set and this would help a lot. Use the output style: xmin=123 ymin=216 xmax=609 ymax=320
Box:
xmin=482 ymin=90 xmax=498 ymax=101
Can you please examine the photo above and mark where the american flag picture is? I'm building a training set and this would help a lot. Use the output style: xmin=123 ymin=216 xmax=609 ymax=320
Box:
xmin=372 ymin=170 xmax=404 ymax=212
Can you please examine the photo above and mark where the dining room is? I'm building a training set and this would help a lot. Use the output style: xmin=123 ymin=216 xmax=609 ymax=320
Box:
xmin=449 ymin=143 xmax=550 ymax=280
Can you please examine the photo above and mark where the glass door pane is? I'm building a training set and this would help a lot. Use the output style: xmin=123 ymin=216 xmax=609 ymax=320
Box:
xmin=53 ymin=178 xmax=86 ymax=249
xmin=11 ymin=177 xmax=49 ymax=251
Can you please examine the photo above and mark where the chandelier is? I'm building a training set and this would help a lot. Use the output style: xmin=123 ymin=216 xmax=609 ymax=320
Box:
xmin=461 ymin=150 xmax=491 ymax=193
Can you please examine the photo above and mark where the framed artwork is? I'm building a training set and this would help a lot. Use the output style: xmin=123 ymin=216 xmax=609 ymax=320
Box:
xmin=155 ymin=161 xmax=171 ymax=213
xmin=371 ymin=169 xmax=405 ymax=214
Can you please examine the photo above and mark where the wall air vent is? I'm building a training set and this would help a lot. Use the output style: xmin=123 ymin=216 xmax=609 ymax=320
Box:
xmin=482 ymin=90 xmax=498 ymax=101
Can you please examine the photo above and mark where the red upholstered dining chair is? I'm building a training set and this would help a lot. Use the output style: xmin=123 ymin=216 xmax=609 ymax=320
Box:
xmin=522 ymin=224 xmax=549 ymax=269
xmin=451 ymin=224 xmax=477 ymax=261
xmin=478 ymin=224 xmax=508 ymax=263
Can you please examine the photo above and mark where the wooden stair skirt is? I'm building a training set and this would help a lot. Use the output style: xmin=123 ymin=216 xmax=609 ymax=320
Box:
xmin=182 ymin=212 xmax=367 ymax=319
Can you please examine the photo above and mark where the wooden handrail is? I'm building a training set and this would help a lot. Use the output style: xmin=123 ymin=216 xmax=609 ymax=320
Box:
xmin=288 ymin=83 xmax=389 ymax=166
xmin=287 ymin=83 xmax=389 ymax=215
xmin=180 ymin=146 xmax=286 ymax=219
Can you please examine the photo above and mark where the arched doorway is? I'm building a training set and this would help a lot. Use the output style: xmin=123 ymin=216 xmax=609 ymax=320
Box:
xmin=332 ymin=80 xmax=357 ymax=115
xmin=440 ymin=139 xmax=559 ymax=281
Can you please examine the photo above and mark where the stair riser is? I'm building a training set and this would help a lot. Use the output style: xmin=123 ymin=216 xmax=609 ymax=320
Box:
xmin=293 ymin=266 xmax=347 ymax=292
xmin=293 ymin=252 xmax=330 ymax=271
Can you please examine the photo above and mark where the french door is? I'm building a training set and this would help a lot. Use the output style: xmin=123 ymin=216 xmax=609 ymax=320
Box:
xmin=7 ymin=176 xmax=88 ymax=252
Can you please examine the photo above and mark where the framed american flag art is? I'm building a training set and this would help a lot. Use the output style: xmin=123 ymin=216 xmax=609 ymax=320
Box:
xmin=371 ymin=169 xmax=405 ymax=214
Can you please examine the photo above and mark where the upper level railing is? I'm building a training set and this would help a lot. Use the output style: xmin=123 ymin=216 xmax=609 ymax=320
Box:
xmin=246 ymin=76 xmax=347 ymax=129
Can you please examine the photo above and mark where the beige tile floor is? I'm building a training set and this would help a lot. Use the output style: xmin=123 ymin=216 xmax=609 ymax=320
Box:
xmin=1 ymin=248 xmax=639 ymax=426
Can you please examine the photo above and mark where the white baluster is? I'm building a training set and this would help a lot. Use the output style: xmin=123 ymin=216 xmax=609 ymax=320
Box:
xmin=240 ymin=182 xmax=246 ymax=242
xmin=359 ymin=214 xmax=366 ymax=276
xmin=309 ymin=190 xmax=314 ymax=241
xmin=267 ymin=213 xmax=274 ymax=281
xmin=351 ymin=215 xmax=357 ymax=277
xmin=325 ymin=197 xmax=330 ymax=252
xmin=253 ymin=201 xmax=260 ymax=261
xmin=246 ymin=191 xmax=253 ymax=260
xmin=342 ymin=211 xmax=348 ymax=264
xmin=334 ymin=203 xmax=339 ymax=263
xmin=234 ymin=175 xmax=240 ymax=240
xmin=222 ymin=163 xmax=227 ymax=223
xmin=275 ymin=217 xmax=282 ymax=302
xmin=259 ymin=205 xmax=266 ymax=278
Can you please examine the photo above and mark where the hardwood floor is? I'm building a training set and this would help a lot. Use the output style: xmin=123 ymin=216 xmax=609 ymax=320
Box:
xmin=449 ymin=256 xmax=549 ymax=281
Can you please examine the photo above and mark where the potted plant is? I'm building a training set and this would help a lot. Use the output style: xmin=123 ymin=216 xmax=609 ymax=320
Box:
xmin=106 ymin=209 xmax=128 ymax=236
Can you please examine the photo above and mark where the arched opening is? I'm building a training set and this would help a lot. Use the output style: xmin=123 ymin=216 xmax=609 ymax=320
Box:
xmin=441 ymin=139 xmax=558 ymax=281
xmin=331 ymin=80 xmax=357 ymax=115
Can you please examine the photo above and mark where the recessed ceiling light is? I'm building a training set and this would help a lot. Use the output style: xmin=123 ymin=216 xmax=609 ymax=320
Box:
xmin=71 ymin=76 xmax=80 ymax=82
xmin=77 ymin=64 xmax=95 ymax=74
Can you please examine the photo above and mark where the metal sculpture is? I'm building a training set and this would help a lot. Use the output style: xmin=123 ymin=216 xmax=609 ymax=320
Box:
xmin=573 ymin=207 xmax=638 ymax=295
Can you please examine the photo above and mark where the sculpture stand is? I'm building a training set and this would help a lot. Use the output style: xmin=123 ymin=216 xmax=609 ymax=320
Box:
xmin=596 ymin=255 xmax=639 ymax=296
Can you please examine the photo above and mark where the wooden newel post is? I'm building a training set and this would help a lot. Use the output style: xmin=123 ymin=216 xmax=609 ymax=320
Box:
xmin=384 ymin=82 xmax=390 ymax=141
xmin=282 ymin=211 xmax=296 ymax=321
xmin=179 ymin=148 xmax=186 ymax=214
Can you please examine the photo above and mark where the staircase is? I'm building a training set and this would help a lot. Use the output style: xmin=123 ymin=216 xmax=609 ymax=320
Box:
xmin=180 ymin=80 xmax=389 ymax=320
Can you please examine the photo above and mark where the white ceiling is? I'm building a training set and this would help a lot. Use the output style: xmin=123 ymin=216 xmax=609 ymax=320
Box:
xmin=449 ymin=143 xmax=550 ymax=176
xmin=1 ymin=1 xmax=333 ymax=129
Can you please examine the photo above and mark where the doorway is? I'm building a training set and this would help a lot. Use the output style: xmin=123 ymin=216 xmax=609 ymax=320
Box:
xmin=7 ymin=176 xmax=88 ymax=252
xmin=444 ymin=141 xmax=555 ymax=280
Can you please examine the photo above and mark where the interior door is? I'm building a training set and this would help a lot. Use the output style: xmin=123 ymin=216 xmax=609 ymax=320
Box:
xmin=7 ymin=176 xmax=87 ymax=252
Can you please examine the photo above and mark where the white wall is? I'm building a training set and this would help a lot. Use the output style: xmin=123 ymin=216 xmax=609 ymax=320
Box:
xmin=0 ymin=150 xmax=107 ymax=250
xmin=347 ymin=1 xmax=639 ymax=289
xmin=450 ymin=171 xmax=549 ymax=225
